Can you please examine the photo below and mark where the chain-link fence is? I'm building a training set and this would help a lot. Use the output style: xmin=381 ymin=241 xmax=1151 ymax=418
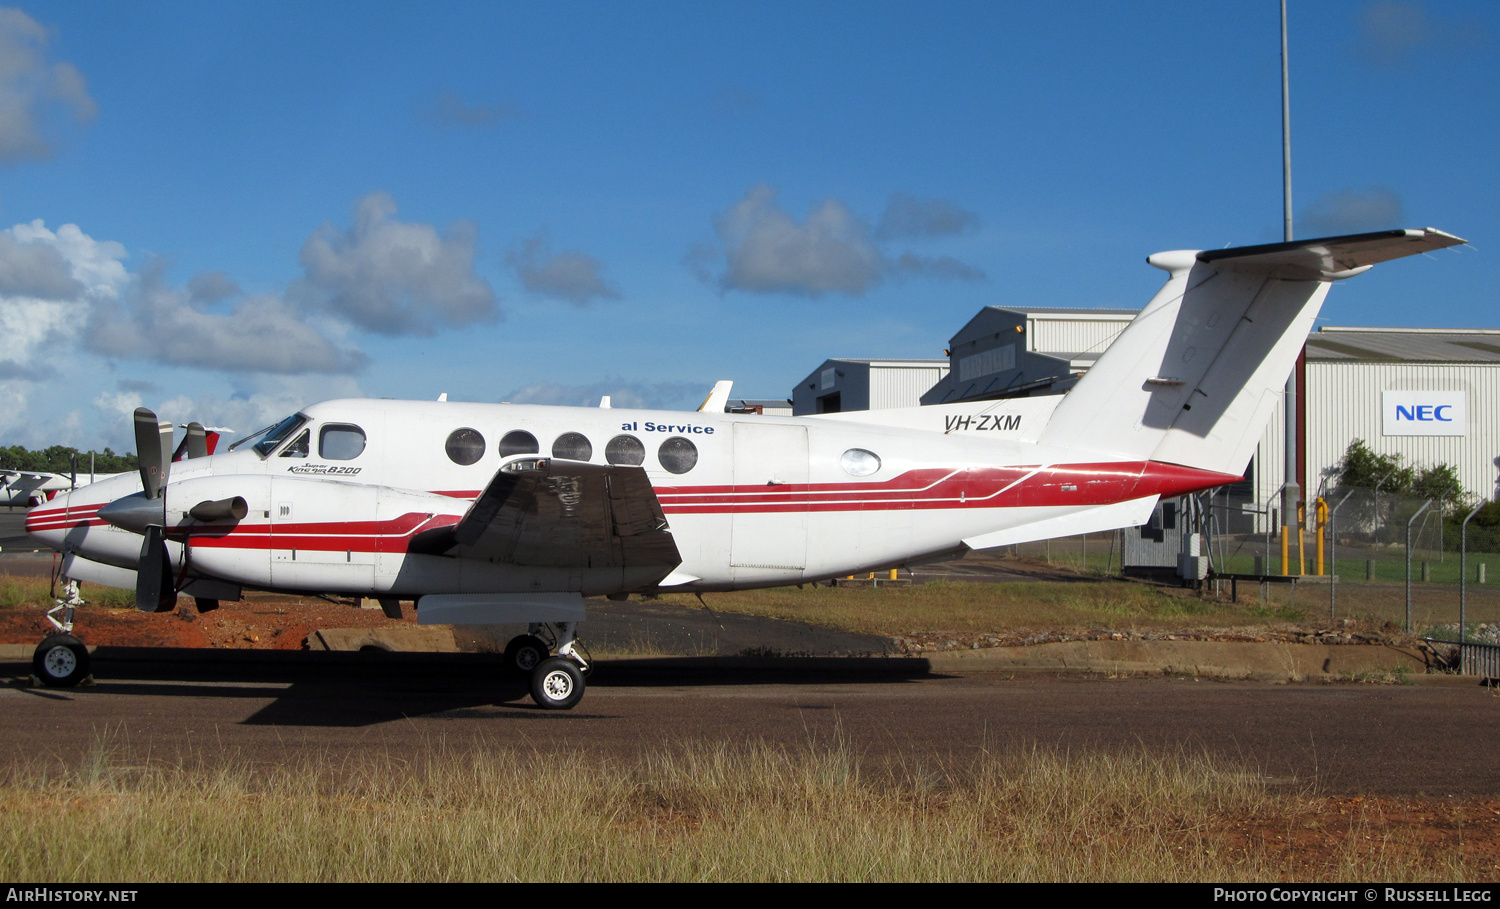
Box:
xmin=1007 ymin=486 xmax=1500 ymax=640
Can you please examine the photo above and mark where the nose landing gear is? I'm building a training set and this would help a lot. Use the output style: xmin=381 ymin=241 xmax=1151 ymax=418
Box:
xmin=32 ymin=580 xmax=91 ymax=688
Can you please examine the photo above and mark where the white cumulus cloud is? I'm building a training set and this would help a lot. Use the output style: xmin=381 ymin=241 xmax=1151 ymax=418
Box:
xmin=701 ymin=185 xmax=985 ymax=297
xmin=875 ymin=193 xmax=980 ymax=240
xmin=1300 ymin=187 xmax=1405 ymax=236
xmin=0 ymin=7 xmax=97 ymax=163
xmin=508 ymin=232 xmax=621 ymax=306
xmin=712 ymin=185 xmax=884 ymax=297
xmin=295 ymin=192 xmax=500 ymax=335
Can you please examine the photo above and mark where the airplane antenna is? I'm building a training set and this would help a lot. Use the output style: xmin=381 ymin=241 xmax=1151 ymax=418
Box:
xmin=693 ymin=592 xmax=725 ymax=629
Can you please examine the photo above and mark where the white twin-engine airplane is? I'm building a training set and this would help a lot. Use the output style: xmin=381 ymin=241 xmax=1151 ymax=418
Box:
xmin=25 ymin=228 xmax=1466 ymax=708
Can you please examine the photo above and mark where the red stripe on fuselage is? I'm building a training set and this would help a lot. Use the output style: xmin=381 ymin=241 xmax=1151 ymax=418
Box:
xmin=30 ymin=461 xmax=1239 ymax=555
xmin=655 ymin=461 xmax=1239 ymax=514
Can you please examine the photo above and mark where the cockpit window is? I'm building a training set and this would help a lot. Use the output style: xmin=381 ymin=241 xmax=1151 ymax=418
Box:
xmin=235 ymin=414 xmax=309 ymax=458
xmin=320 ymin=424 xmax=366 ymax=461
xmin=279 ymin=429 xmax=310 ymax=458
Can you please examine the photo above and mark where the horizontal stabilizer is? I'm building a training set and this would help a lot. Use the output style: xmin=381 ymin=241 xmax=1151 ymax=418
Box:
xmin=1196 ymin=228 xmax=1466 ymax=281
xmin=1040 ymin=227 xmax=1467 ymax=476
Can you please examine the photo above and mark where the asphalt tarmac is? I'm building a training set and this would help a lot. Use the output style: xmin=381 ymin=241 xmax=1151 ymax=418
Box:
xmin=1 ymin=647 xmax=1495 ymax=797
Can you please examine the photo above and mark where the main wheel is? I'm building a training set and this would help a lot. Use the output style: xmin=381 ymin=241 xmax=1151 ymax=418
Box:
xmin=33 ymin=635 xmax=89 ymax=688
xmin=529 ymin=657 xmax=585 ymax=710
xmin=504 ymin=634 xmax=550 ymax=675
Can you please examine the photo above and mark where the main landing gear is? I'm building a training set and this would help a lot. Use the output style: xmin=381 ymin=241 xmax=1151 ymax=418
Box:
xmin=33 ymin=580 xmax=91 ymax=688
xmin=504 ymin=622 xmax=589 ymax=710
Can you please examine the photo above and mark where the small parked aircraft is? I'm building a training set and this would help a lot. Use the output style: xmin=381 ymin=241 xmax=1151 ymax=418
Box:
xmin=1 ymin=470 xmax=77 ymax=508
xmin=24 ymin=228 xmax=1465 ymax=708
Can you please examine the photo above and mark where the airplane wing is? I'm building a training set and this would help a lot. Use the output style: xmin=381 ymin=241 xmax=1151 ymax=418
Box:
xmin=426 ymin=457 xmax=681 ymax=571
xmin=1 ymin=469 xmax=65 ymax=494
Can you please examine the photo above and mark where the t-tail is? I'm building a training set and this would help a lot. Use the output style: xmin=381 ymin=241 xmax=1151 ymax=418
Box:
xmin=1037 ymin=228 xmax=1466 ymax=477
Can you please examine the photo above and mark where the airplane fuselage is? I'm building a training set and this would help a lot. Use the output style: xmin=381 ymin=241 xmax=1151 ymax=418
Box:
xmin=25 ymin=396 xmax=1232 ymax=598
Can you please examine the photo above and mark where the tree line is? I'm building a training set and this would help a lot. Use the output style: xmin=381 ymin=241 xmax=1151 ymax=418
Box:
xmin=0 ymin=445 xmax=138 ymax=475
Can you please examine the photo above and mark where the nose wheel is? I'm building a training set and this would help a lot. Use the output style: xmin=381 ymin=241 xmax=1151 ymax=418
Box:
xmin=33 ymin=579 xmax=91 ymax=688
xmin=33 ymin=634 xmax=90 ymax=688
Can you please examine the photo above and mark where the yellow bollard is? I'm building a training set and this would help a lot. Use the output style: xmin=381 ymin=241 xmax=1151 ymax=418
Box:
xmin=1314 ymin=497 xmax=1327 ymax=576
xmin=889 ymin=568 xmax=898 ymax=581
xmin=1280 ymin=525 xmax=1290 ymax=576
xmin=1296 ymin=502 xmax=1306 ymax=576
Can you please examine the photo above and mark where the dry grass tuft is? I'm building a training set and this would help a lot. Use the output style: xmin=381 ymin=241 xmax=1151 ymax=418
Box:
xmin=0 ymin=736 xmax=1478 ymax=882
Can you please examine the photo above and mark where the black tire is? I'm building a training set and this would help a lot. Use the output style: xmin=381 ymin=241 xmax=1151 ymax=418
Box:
xmin=33 ymin=635 xmax=89 ymax=688
xmin=529 ymin=657 xmax=585 ymax=710
xmin=504 ymin=634 xmax=550 ymax=675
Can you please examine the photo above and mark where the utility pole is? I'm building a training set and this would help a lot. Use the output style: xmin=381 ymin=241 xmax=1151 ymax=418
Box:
xmin=1280 ymin=0 xmax=1302 ymax=576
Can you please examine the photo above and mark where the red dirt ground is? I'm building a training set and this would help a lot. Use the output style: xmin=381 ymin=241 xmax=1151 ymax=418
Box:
xmin=0 ymin=592 xmax=412 ymax=650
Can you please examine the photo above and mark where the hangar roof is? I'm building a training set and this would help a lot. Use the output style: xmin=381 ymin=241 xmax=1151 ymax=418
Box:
xmin=1307 ymin=327 xmax=1500 ymax=364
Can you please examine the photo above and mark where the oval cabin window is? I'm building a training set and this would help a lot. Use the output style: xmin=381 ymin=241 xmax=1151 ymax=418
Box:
xmin=840 ymin=448 xmax=880 ymax=477
xmin=605 ymin=435 xmax=645 ymax=466
xmin=445 ymin=428 xmax=486 ymax=466
xmin=658 ymin=437 xmax=698 ymax=475
xmin=498 ymin=430 xmax=539 ymax=457
xmin=552 ymin=432 xmax=593 ymax=461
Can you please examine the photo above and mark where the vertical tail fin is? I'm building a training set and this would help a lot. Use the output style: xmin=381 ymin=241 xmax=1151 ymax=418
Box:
xmin=1039 ymin=229 xmax=1465 ymax=476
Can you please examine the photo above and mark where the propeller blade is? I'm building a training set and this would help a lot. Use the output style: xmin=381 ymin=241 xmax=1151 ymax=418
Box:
xmin=173 ymin=422 xmax=208 ymax=461
xmin=185 ymin=423 xmax=208 ymax=459
xmin=133 ymin=408 xmax=173 ymax=499
xmin=135 ymin=525 xmax=175 ymax=613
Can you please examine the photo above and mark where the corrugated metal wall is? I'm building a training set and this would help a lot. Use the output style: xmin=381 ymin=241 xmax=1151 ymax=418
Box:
xmin=870 ymin=365 xmax=948 ymax=409
xmin=1248 ymin=362 xmax=1500 ymax=524
xmin=1027 ymin=317 xmax=1131 ymax=355
xmin=1305 ymin=362 xmax=1500 ymax=504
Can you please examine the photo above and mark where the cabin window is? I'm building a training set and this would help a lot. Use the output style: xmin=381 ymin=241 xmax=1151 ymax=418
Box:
xmin=318 ymin=424 xmax=366 ymax=461
xmin=658 ymin=436 xmax=698 ymax=474
xmin=279 ymin=430 xmax=310 ymax=458
xmin=445 ymin=428 xmax=485 ymax=466
xmin=605 ymin=434 xmax=645 ymax=466
xmin=552 ymin=432 xmax=593 ymax=461
xmin=840 ymin=448 xmax=880 ymax=477
xmin=499 ymin=430 xmax=539 ymax=457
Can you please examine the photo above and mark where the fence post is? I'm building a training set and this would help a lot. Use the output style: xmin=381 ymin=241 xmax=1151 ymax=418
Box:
xmin=1329 ymin=490 xmax=1354 ymax=621
xmin=1406 ymin=499 xmax=1433 ymax=633
xmin=1461 ymin=501 xmax=1484 ymax=644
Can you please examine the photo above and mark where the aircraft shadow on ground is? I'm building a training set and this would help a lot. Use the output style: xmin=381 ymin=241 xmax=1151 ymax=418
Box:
xmin=3 ymin=647 xmax=940 ymax=727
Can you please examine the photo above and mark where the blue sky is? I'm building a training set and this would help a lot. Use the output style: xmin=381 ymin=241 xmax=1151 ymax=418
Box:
xmin=1 ymin=1 xmax=1493 ymax=451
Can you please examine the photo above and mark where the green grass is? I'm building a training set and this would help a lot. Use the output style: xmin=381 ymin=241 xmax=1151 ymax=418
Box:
xmin=0 ymin=738 xmax=1475 ymax=882
xmin=0 ymin=575 xmax=134 ymax=609
xmin=659 ymin=580 xmax=1309 ymax=637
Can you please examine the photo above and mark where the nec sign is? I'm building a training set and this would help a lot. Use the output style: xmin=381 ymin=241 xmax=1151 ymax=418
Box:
xmin=1382 ymin=391 xmax=1467 ymax=437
